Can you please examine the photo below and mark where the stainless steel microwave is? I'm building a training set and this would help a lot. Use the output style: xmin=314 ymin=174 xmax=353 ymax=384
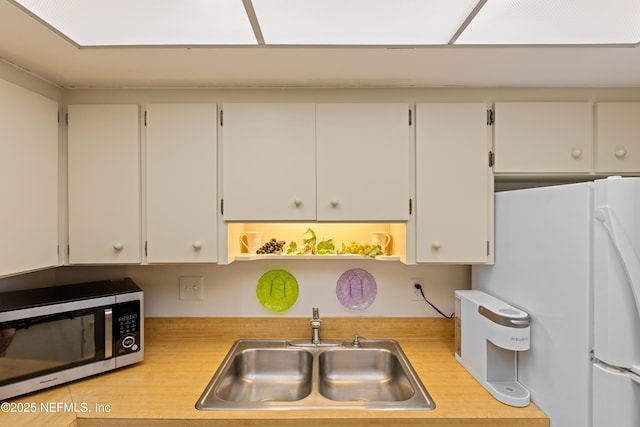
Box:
xmin=0 ymin=278 xmax=143 ymax=400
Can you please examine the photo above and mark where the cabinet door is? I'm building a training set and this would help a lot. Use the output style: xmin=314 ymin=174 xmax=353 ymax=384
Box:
xmin=416 ymin=103 xmax=492 ymax=263
xmin=67 ymin=104 xmax=141 ymax=264
xmin=222 ymin=103 xmax=316 ymax=221
xmin=596 ymin=102 xmax=640 ymax=173
xmin=146 ymin=104 xmax=217 ymax=263
xmin=494 ymin=102 xmax=592 ymax=173
xmin=0 ymin=79 xmax=58 ymax=276
xmin=316 ymin=103 xmax=410 ymax=221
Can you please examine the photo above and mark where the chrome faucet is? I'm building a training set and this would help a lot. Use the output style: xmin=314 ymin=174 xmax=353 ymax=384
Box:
xmin=310 ymin=307 xmax=322 ymax=345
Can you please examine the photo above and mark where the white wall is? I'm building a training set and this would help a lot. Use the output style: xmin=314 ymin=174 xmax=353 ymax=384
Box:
xmin=0 ymin=60 xmax=62 ymax=101
xmin=61 ymin=86 xmax=640 ymax=106
xmin=53 ymin=262 xmax=468 ymax=318
xmin=0 ymin=260 xmax=468 ymax=318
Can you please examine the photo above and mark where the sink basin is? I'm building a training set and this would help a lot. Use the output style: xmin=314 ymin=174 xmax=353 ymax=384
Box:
xmin=196 ymin=339 xmax=435 ymax=411
xmin=318 ymin=348 xmax=414 ymax=402
xmin=215 ymin=348 xmax=313 ymax=402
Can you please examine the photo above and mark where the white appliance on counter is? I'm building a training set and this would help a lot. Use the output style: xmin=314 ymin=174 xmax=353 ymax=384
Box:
xmin=473 ymin=176 xmax=640 ymax=427
xmin=455 ymin=290 xmax=531 ymax=407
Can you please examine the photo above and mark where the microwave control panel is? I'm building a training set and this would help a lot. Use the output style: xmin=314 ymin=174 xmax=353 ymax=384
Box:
xmin=114 ymin=300 xmax=141 ymax=355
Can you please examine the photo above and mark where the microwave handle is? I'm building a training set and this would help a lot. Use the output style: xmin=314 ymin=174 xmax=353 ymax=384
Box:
xmin=105 ymin=308 xmax=113 ymax=359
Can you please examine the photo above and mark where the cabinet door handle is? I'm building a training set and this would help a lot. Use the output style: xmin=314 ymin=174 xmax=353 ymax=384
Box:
xmin=293 ymin=199 xmax=302 ymax=207
xmin=192 ymin=241 xmax=202 ymax=250
xmin=113 ymin=242 xmax=124 ymax=251
xmin=432 ymin=241 xmax=442 ymax=250
xmin=571 ymin=148 xmax=583 ymax=159
xmin=615 ymin=148 xmax=627 ymax=159
xmin=330 ymin=200 xmax=339 ymax=208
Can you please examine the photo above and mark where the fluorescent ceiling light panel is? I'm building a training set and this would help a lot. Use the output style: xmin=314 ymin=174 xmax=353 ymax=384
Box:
xmin=252 ymin=0 xmax=481 ymax=45
xmin=13 ymin=0 xmax=257 ymax=46
xmin=456 ymin=0 xmax=640 ymax=45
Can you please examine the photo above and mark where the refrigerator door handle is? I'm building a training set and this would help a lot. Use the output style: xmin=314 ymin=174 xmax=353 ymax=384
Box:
xmin=630 ymin=370 xmax=640 ymax=386
xmin=596 ymin=206 xmax=640 ymax=323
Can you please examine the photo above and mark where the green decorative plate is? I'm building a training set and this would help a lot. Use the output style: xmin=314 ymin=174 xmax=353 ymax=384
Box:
xmin=256 ymin=269 xmax=299 ymax=312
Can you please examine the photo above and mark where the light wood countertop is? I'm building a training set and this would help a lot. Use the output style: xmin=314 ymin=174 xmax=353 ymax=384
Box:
xmin=1 ymin=317 xmax=549 ymax=427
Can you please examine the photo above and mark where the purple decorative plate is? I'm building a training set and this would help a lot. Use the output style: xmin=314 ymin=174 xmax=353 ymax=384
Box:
xmin=336 ymin=268 xmax=377 ymax=310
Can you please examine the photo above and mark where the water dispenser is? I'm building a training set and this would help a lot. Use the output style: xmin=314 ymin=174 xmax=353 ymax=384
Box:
xmin=455 ymin=290 xmax=531 ymax=407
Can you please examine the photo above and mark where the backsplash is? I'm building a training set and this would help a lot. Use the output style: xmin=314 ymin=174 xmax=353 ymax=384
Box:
xmin=1 ymin=262 xmax=469 ymax=317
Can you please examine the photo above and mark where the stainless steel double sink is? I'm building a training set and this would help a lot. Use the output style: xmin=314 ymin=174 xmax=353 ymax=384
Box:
xmin=196 ymin=339 xmax=435 ymax=411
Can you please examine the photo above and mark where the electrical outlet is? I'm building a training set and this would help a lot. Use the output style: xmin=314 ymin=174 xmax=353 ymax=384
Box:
xmin=409 ymin=278 xmax=424 ymax=301
xmin=179 ymin=276 xmax=204 ymax=301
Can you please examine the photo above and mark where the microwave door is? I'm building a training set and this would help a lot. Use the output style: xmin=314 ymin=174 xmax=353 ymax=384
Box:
xmin=0 ymin=308 xmax=105 ymax=387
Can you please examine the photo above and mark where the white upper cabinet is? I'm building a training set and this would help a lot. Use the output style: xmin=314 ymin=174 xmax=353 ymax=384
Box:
xmin=222 ymin=103 xmax=317 ymax=221
xmin=67 ymin=104 xmax=141 ymax=264
xmin=415 ymin=103 xmax=493 ymax=264
xmin=493 ymin=102 xmax=593 ymax=174
xmin=315 ymin=103 xmax=410 ymax=221
xmin=595 ymin=102 xmax=640 ymax=174
xmin=222 ymin=103 xmax=410 ymax=222
xmin=0 ymin=79 xmax=58 ymax=276
xmin=145 ymin=104 xmax=218 ymax=263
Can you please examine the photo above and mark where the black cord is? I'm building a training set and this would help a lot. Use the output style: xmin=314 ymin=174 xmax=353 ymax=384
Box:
xmin=415 ymin=284 xmax=454 ymax=319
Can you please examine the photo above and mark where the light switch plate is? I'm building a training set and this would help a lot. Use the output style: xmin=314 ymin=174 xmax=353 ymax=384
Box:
xmin=179 ymin=276 xmax=204 ymax=300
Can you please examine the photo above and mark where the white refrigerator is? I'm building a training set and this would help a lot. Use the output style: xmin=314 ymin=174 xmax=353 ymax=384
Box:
xmin=472 ymin=176 xmax=640 ymax=427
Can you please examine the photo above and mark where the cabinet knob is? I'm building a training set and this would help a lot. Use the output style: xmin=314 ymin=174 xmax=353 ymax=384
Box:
xmin=193 ymin=241 xmax=202 ymax=250
xmin=615 ymin=148 xmax=627 ymax=159
xmin=293 ymin=199 xmax=302 ymax=207
xmin=432 ymin=241 xmax=441 ymax=250
xmin=113 ymin=242 xmax=124 ymax=251
xmin=330 ymin=200 xmax=339 ymax=208
xmin=571 ymin=148 xmax=583 ymax=159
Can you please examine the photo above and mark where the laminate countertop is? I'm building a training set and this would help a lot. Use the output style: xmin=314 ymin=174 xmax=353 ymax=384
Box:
xmin=1 ymin=317 xmax=549 ymax=427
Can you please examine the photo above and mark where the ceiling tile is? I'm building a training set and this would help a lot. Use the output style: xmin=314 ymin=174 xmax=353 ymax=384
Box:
xmin=13 ymin=0 xmax=257 ymax=46
xmin=456 ymin=0 xmax=640 ymax=45
xmin=252 ymin=0 xmax=480 ymax=45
